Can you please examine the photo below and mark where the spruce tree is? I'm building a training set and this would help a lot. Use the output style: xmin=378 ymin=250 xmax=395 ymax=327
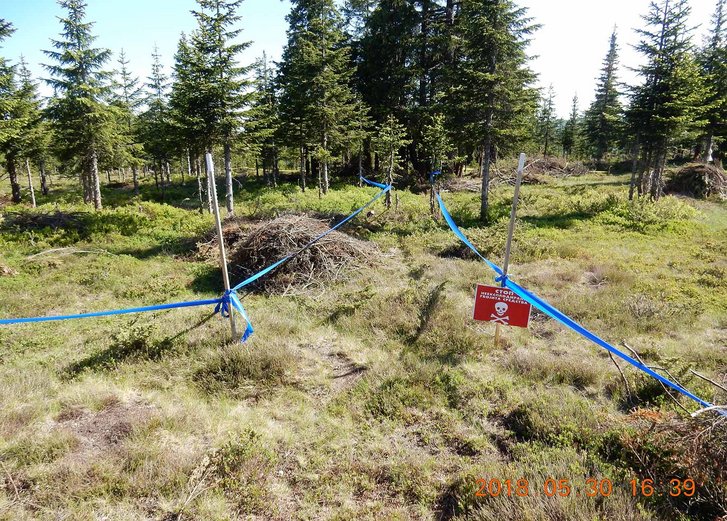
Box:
xmin=698 ymin=0 xmax=726 ymax=164
xmin=536 ymin=85 xmax=557 ymax=157
xmin=43 ymin=0 xmax=114 ymax=210
xmin=357 ymin=0 xmax=418 ymax=127
xmin=0 ymin=19 xmax=22 ymax=202
xmin=188 ymin=0 xmax=252 ymax=215
xmin=373 ymin=113 xmax=410 ymax=207
xmin=628 ymin=0 xmax=707 ymax=199
xmin=0 ymin=19 xmax=15 ymax=143
xmin=452 ymin=0 xmax=538 ymax=222
xmin=15 ymin=58 xmax=49 ymax=207
xmin=43 ymin=0 xmax=114 ymax=209
xmin=111 ymin=49 xmax=144 ymax=194
xmin=561 ymin=94 xmax=580 ymax=158
xmin=247 ymin=52 xmax=281 ymax=187
xmin=139 ymin=45 xmax=172 ymax=194
xmin=278 ymin=0 xmax=368 ymax=196
xmin=169 ymin=33 xmax=210 ymax=211
xmin=584 ymin=29 xmax=624 ymax=165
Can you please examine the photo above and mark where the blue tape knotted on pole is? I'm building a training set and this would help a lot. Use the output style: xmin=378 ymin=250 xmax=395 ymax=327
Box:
xmin=429 ymin=170 xmax=442 ymax=185
xmin=215 ymin=290 xmax=254 ymax=342
xmin=434 ymin=185 xmax=720 ymax=414
xmin=1 ymin=183 xmax=389 ymax=346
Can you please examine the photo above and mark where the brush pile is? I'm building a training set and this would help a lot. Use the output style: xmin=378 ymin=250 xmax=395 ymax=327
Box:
xmin=225 ymin=215 xmax=376 ymax=293
xmin=666 ymin=163 xmax=727 ymax=199
xmin=525 ymin=157 xmax=589 ymax=177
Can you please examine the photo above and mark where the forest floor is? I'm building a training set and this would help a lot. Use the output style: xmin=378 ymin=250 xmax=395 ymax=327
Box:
xmin=0 ymin=166 xmax=726 ymax=520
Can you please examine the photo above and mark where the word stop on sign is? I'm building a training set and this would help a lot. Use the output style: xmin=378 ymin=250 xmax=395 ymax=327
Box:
xmin=473 ymin=284 xmax=532 ymax=328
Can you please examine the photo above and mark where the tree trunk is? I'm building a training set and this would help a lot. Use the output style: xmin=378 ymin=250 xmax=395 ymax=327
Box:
xmin=322 ymin=129 xmax=329 ymax=195
xmin=299 ymin=146 xmax=306 ymax=192
xmin=7 ymin=156 xmax=21 ymax=203
xmin=195 ymin=155 xmax=204 ymax=214
xmin=702 ymin=134 xmax=714 ymax=163
xmin=39 ymin=159 xmax=48 ymax=196
xmin=480 ymin=141 xmax=492 ymax=222
xmin=224 ymin=140 xmax=234 ymax=215
xmin=186 ymin=150 xmax=192 ymax=187
xmin=25 ymin=158 xmax=36 ymax=208
xmin=358 ymin=152 xmax=363 ymax=187
xmin=480 ymin=100 xmax=495 ymax=222
xmin=91 ymin=149 xmax=102 ymax=210
xmin=132 ymin=165 xmax=139 ymax=195
xmin=272 ymin=145 xmax=279 ymax=188
xmin=628 ymin=138 xmax=640 ymax=201
xmin=649 ymin=147 xmax=666 ymax=201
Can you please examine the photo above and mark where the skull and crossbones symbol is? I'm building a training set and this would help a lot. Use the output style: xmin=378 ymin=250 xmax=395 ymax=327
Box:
xmin=490 ymin=301 xmax=509 ymax=324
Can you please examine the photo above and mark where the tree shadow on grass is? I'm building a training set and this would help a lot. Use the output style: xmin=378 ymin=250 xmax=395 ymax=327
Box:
xmin=61 ymin=312 xmax=216 ymax=379
xmin=521 ymin=210 xmax=600 ymax=230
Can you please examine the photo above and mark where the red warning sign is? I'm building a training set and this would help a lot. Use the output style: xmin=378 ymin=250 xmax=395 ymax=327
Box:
xmin=473 ymin=284 xmax=532 ymax=328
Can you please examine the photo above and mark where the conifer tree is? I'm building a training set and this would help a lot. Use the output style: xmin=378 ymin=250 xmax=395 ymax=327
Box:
xmin=452 ymin=0 xmax=538 ymax=222
xmin=15 ymin=57 xmax=49 ymax=207
xmin=536 ymin=85 xmax=557 ymax=157
xmin=420 ymin=112 xmax=453 ymax=172
xmin=43 ymin=0 xmax=114 ymax=210
xmin=584 ymin=29 xmax=623 ymax=164
xmin=169 ymin=33 xmax=210 ymax=211
xmin=628 ymin=0 xmax=707 ymax=199
xmin=247 ymin=52 xmax=280 ymax=187
xmin=188 ymin=0 xmax=252 ymax=215
xmin=111 ymin=49 xmax=144 ymax=194
xmin=0 ymin=19 xmax=15 ymax=142
xmin=561 ymin=94 xmax=580 ymax=158
xmin=0 ymin=19 xmax=22 ymax=202
xmin=139 ymin=45 xmax=173 ymax=194
xmin=373 ymin=113 xmax=410 ymax=207
xmin=698 ymin=0 xmax=726 ymax=164
xmin=278 ymin=0 xmax=368 ymax=196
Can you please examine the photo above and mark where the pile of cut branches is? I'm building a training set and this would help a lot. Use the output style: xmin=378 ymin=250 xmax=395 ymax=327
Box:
xmin=227 ymin=215 xmax=376 ymax=294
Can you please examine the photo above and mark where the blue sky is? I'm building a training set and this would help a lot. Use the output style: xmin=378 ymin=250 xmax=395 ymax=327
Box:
xmin=0 ymin=0 xmax=718 ymax=117
xmin=1 ymin=0 xmax=292 ymax=97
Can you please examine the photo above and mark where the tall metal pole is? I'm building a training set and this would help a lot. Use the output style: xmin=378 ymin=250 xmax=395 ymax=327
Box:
xmin=206 ymin=152 xmax=238 ymax=340
xmin=495 ymin=152 xmax=526 ymax=347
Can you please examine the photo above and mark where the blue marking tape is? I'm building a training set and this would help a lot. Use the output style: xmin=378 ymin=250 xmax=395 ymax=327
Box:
xmin=0 ymin=298 xmax=223 ymax=325
xmin=1 ymin=182 xmax=391 ymax=345
xmin=435 ymin=186 xmax=719 ymax=413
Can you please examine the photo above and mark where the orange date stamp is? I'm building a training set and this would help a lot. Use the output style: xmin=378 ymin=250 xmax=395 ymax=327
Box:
xmin=474 ymin=477 xmax=698 ymax=498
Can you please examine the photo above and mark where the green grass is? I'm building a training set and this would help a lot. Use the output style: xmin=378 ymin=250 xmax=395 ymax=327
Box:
xmin=0 ymin=168 xmax=725 ymax=520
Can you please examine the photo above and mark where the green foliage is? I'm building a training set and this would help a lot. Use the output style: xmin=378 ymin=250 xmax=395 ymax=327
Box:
xmin=584 ymin=29 xmax=624 ymax=162
xmin=698 ymin=0 xmax=727 ymax=156
xmin=277 ymin=0 xmax=370 ymax=194
xmin=535 ymin=85 xmax=558 ymax=157
xmin=43 ymin=0 xmax=116 ymax=210
xmin=628 ymin=0 xmax=709 ymax=199
xmin=372 ymin=113 xmax=411 ymax=189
